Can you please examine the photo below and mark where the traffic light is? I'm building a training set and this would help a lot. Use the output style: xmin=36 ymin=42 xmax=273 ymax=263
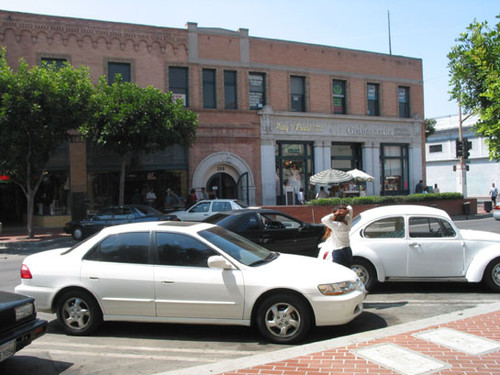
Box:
xmin=455 ymin=138 xmax=464 ymax=158
xmin=463 ymin=138 xmax=471 ymax=159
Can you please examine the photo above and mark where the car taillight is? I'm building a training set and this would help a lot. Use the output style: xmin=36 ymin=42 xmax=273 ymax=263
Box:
xmin=20 ymin=264 xmax=32 ymax=279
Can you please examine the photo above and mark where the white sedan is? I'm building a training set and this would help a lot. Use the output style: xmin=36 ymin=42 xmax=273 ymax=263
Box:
xmin=172 ymin=199 xmax=252 ymax=221
xmin=15 ymin=221 xmax=365 ymax=344
xmin=350 ymin=205 xmax=500 ymax=292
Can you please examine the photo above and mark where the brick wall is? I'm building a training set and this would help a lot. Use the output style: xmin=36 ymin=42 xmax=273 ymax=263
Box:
xmin=264 ymin=199 xmax=478 ymax=224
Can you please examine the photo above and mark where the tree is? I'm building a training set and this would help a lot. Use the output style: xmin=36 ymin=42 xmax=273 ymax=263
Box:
xmin=425 ymin=118 xmax=436 ymax=139
xmin=448 ymin=16 xmax=500 ymax=158
xmin=80 ymin=76 xmax=198 ymax=205
xmin=0 ymin=51 xmax=94 ymax=238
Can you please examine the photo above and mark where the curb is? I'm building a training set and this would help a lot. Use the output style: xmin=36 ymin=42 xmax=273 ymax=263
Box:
xmin=154 ymin=302 xmax=500 ymax=375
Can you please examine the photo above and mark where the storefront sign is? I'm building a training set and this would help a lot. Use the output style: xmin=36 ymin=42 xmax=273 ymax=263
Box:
xmin=275 ymin=121 xmax=323 ymax=133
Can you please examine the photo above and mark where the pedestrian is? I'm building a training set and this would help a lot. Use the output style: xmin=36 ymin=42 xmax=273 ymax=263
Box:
xmin=146 ymin=187 xmax=157 ymax=207
xmin=415 ymin=180 xmax=424 ymax=194
xmin=298 ymin=187 xmax=305 ymax=205
xmin=185 ymin=188 xmax=197 ymax=209
xmin=317 ymin=204 xmax=353 ymax=268
xmin=489 ymin=183 xmax=498 ymax=205
xmin=315 ymin=186 xmax=329 ymax=199
xmin=200 ymin=187 xmax=209 ymax=200
xmin=433 ymin=183 xmax=440 ymax=194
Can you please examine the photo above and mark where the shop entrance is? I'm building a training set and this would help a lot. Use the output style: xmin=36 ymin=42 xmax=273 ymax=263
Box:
xmin=206 ymin=173 xmax=236 ymax=199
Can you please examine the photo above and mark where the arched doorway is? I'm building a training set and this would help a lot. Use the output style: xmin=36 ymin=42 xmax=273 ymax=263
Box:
xmin=206 ymin=172 xmax=236 ymax=199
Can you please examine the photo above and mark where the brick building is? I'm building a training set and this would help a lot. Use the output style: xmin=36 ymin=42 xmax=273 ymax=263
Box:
xmin=0 ymin=10 xmax=424 ymax=226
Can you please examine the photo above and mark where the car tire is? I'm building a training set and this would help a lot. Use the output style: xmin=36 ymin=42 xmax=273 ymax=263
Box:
xmin=483 ymin=257 xmax=500 ymax=292
xmin=351 ymin=257 xmax=377 ymax=291
xmin=71 ymin=226 xmax=85 ymax=241
xmin=255 ymin=293 xmax=311 ymax=344
xmin=56 ymin=290 xmax=103 ymax=336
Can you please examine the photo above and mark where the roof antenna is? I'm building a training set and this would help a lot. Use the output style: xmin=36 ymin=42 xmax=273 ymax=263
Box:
xmin=387 ymin=10 xmax=392 ymax=55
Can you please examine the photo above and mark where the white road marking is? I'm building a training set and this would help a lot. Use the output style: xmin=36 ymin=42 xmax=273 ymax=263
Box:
xmin=414 ymin=327 xmax=500 ymax=355
xmin=353 ymin=343 xmax=450 ymax=375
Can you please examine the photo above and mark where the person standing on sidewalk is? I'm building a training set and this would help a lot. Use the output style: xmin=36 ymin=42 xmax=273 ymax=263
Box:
xmin=489 ymin=183 xmax=498 ymax=205
xmin=317 ymin=204 xmax=353 ymax=268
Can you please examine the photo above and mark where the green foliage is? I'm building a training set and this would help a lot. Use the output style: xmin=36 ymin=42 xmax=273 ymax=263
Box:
xmin=0 ymin=50 xmax=93 ymax=187
xmin=80 ymin=76 xmax=198 ymax=156
xmin=448 ymin=16 xmax=500 ymax=159
xmin=425 ymin=118 xmax=436 ymax=138
xmin=307 ymin=192 xmax=464 ymax=206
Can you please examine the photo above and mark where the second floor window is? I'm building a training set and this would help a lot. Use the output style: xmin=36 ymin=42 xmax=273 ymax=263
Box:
xmin=398 ymin=86 xmax=410 ymax=118
xmin=290 ymin=76 xmax=306 ymax=112
xmin=108 ymin=62 xmax=131 ymax=84
xmin=367 ymin=83 xmax=380 ymax=116
xmin=203 ymin=69 xmax=216 ymax=109
xmin=41 ymin=57 xmax=67 ymax=68
xmin=169 ymin=67 xmax=189 ymax=107
xmin=224 ymin=70 xmax=237 ymax=109
xmin=249 ymin=72 xmax=266 ymax=110
xmin=332 ymin=80 xmax=347 ymax=114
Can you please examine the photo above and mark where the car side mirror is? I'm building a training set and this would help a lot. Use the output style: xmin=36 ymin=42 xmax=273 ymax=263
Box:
xmin=207 ymin=255 xmax=236 ymax=270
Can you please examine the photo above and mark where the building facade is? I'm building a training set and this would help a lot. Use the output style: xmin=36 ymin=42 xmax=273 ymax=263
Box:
xmin=0 ymin=10 xmax=425 ymax=225
xmin=426 ymin=115 xmax=499 ymax=198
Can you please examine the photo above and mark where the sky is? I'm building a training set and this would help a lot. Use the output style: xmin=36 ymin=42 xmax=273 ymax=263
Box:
xmin=1 ymin=0 xmax=498 ymax=119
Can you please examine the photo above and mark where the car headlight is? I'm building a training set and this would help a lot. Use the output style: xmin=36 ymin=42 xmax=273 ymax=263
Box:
xmin=15 ymin=302 xmax=34 ymax=321
xmin=318 ymin=279 xmax=365 ymax=296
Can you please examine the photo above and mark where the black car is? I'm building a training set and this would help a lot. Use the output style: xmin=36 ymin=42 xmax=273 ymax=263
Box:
xmin=0 ymin=291 xmax=47 ymax=363
xmin=204 ymin=209 xmax=325 ymax=257
xmin=64 ymin=204 xmax=179 ymax=241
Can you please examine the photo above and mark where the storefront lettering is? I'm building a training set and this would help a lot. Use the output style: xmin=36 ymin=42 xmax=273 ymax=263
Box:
xmin=275 ymin=122 xmax=323 ymax=133
xmin=346 ymin=126 xmax=398 ymax=137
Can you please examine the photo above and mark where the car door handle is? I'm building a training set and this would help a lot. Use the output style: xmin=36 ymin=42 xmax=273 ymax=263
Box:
xmin=161 ymin=280 xmax=174 ymax=284
xmin=409 ymin=242 xmax=420 ymax=247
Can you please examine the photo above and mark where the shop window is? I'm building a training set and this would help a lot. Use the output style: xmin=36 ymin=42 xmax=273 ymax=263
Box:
xmin=381 ymin=144 xmax=409 ymax=195
xmin=169 ymin=66 xmax=189 ymax=107
xmin=290 ymin=76 xmax=305 ymax=112
xmin=203 ymin=69 xmax=216 ymax=109
xmin=367 ymin=83 xmax=380 ymax=116
xmin=224 ymin=70 xmax=237 ymax=109
xmin=398 ymin=86 xmax=410 ymax=118
xmin=275 ymin=142 xmax=314 ymax=205
xmin=249 ymin=72 xmax=266 ymax=110
xmin=107 ymin=62 xmax=131 ymax=84
xmin=333 ymin=80 xmax=347 ymax=114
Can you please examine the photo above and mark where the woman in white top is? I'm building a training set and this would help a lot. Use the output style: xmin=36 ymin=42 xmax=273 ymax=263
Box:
xmin=317 ymin=205 xmax=353 ymax=267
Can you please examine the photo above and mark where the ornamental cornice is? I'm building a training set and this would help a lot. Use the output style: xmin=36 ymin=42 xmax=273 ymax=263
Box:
xmin=0 ymin=13 xmax=188 ymax=54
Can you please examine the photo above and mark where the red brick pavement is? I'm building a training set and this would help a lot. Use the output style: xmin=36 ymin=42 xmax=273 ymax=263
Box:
xmin=222 ymin=311 xmax=500 ymax=375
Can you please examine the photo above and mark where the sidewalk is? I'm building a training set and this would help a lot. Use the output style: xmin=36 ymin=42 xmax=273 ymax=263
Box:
xmin=160 ymin=303 xmax=500 ymax=375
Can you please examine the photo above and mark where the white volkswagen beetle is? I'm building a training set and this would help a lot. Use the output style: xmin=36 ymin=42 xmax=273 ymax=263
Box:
xmin=350 ymin=205 xmax=500 ymax=292
xmin=16 ymin=221 xmax=365 ymax=344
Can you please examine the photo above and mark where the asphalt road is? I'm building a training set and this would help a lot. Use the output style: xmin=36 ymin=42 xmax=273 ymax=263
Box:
xmin=1 ymin=216 xmax=499 ymax=374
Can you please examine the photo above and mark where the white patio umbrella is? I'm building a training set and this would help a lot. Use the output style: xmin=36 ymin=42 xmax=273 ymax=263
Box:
xmin=309 ymin=169 xmax=353 ymax=184
xmin=347 ymin=168 xmax=374 ymax=182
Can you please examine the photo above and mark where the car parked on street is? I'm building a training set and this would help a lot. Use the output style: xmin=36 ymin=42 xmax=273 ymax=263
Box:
xmin=172 ymin=199 xmax=252 ymax=222
xmin=16 ymin=221 xmax=365 ymax=344
xmin=350 ymin=205 xmax=500 ymax=291
xmin=0 ymin=291 xmax=47 ymax=363
xmin=204 ymin=209 xmax=325 ymax=257
xmin=63 ymin=204 xmax=179 ymax=241
xmin=492 ymin=204 xmax=500 ymax=220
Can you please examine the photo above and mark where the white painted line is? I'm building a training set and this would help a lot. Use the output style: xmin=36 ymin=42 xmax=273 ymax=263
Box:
xmin=22 ymin=348 xmax=218 ymax=363
xmin=352 ymin=343 xmax=450 ymax=375
xmin=414 ymin=327 xmax=500 ymax=355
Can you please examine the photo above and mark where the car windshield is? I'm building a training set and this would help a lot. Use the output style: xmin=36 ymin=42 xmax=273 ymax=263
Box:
xmin=234 ymin=200 xmax=250 ymax=208
xmin=199 ymin=226 xmax=274 ymax=266
xmin=134 ymin=205 xmax=163 ymax=216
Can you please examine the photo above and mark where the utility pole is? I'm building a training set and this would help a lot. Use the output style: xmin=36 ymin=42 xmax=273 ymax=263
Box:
xmin=456 ymin=99 xmax=472 ymax=197
xmin=387 ymin=10 xmax=392 ymax=55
